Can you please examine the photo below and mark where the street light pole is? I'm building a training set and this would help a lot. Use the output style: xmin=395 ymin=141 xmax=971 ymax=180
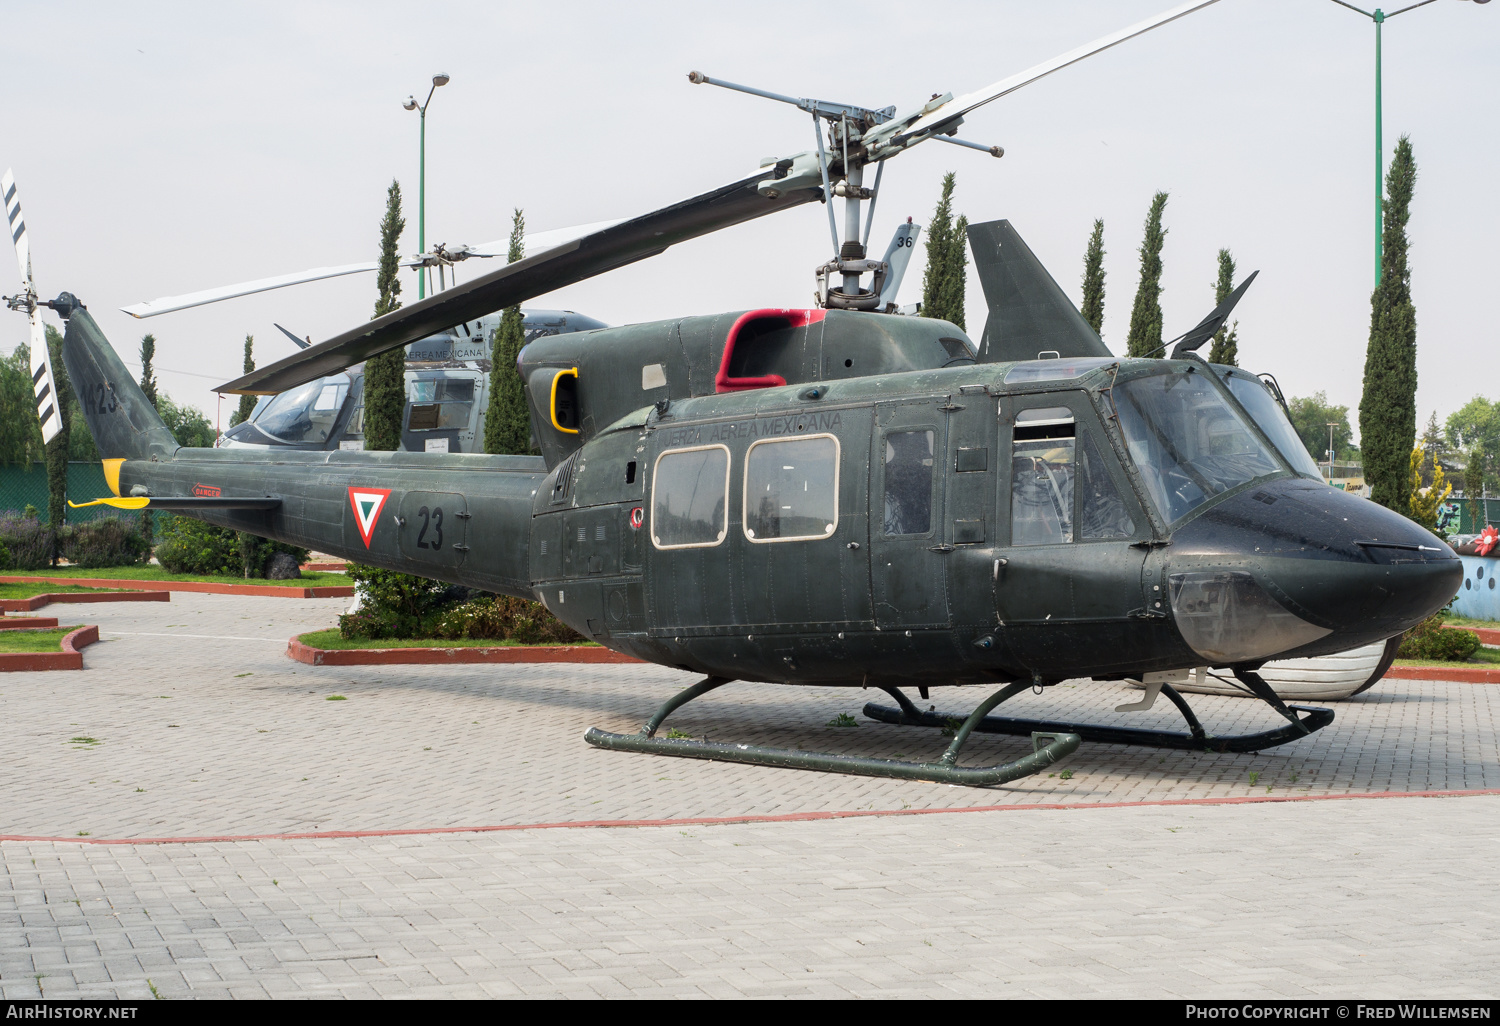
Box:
xmin=1327 ymin=0 xmax=1487 ymax=285
xmin=1328 ymin=422 xmax=1339 ymax=483
xmin=403 ymin=73 xmax=451 ymax=300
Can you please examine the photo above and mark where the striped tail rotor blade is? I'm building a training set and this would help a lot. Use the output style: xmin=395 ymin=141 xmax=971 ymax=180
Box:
xmin=3 ymin=168 xmax=27 ymax=286
xmin=29 ymin=309 xmax=61 ymax=445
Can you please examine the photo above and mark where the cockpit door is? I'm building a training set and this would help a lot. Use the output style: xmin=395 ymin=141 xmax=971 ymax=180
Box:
xmin=993 ymin=392 xmax=1150 ymax=672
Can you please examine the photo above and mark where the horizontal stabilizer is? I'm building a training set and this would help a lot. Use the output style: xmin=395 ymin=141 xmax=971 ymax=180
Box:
xmin=69 ymin=496 xmax=282 ymax=511
xmin=967 ymin=219 xmax=1111 ymax=364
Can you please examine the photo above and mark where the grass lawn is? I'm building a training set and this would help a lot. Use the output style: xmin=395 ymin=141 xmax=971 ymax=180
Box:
xmin=297 ymin=628 xmax=598 ymax=651
xmin=1443 ymin=615 xmax=1500 ymax=630
xmin=0 ymin=627 xmax=83 ymax=653
xmin=0 ymin=582 xmax=114 ymax=600
xmin=1394 ymin=647 xmax=1500 ymax=668
xmin=2 ymin=566 xmax=345 ymax=586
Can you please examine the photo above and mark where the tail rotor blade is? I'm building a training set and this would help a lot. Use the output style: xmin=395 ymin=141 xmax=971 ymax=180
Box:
xmin=3 ymin=168 xmax=27 ymax=286
xmin=29 ymin=308 xmax=61 ymax=445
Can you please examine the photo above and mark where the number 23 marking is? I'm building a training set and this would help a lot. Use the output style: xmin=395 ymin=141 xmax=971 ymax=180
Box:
xmin=416 ymin=506 xmax=443 ymax=550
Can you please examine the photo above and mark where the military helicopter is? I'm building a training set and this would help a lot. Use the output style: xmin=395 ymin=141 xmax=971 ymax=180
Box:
xmin=12 ymin=0 xmax=1462 ymax=787
xmin=219 ymin=310 xmax=608 ymax=455
xmin=122 ymin=226 xmax=614 ymax=455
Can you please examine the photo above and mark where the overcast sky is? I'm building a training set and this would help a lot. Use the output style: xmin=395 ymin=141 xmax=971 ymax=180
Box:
xmin=2 ymin=0 xmax=1495 ymax=440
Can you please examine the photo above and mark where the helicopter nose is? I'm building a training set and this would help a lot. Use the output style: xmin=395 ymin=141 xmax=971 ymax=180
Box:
xmin=1168 ymin=477 xmax=1462 ymax=663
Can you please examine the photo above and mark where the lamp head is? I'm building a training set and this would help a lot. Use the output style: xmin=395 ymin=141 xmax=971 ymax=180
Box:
xmin=403 ymin=96 xmax=417 ymax=111
xmin=433 ymin=73 xmax=451 ymax=87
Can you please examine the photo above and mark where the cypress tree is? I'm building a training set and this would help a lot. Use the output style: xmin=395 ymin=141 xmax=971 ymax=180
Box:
xmin=1125 ymin=191 xmax=1169 ymax=358
xmin=1207 ymin=248 xmax=1240 ymax=366
xmin=1358 ymin=136 xmax=1419 ymax=512
xmin=484 ymin=209 xmax=534 ymax=455
xmin=921 ymin=172 xmax=967 ymax=328
xmin=1080 ymin=219 xmax=1106 ymax=337
xmin=132 ymin=333 xmax=160 ymax=547
xmin=138 ymin=334 xmax=159 ymax=408
xmin=947 ymin=213 xmax=968 ymax=332
xmin=1465 ymin=446 xmax=1486 ymax=510
xmin=231 ymin=336 xmax=257 ymax=427
xmin=363 ymin=179 xmax=407 ymax=452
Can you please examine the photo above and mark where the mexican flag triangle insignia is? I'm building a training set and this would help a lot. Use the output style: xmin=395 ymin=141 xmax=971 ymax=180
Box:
xmin=347 ymin=487 xmax=392 ymax=548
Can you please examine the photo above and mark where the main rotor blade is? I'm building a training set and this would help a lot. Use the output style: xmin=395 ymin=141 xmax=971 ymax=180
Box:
xmin=903 ymin=0 xmax=1222 ymax=139
xmin=217 ymin=173 xmax=821 ymax=395
xmin=122 ymin=219 xmax=633 ymax=319
xmin=1168 ymin=270 xmax=1259 ymax=359
xmin=463 ymin=219 xmax=627 ymax=258
xmin=122 ymin=261 xmax=383 ymax=319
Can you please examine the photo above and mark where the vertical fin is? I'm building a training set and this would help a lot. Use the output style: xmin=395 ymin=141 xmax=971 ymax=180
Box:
xmin=966 ymin=219 xmax=1112 ymax=363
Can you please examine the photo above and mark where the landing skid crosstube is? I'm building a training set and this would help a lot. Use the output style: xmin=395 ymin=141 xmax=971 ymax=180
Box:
xmin=584 ymin=677 xmax=1081 ymax=787
xmin=862 ymin=672 xmax=1335 ymax=754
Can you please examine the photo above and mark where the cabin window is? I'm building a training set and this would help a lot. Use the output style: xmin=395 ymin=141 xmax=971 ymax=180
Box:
xmin=407 ymin=377 xmax=476 ymax=432
xmin=743 ymin=435 xmax=840 ymax=543
xmin=651 ymin=445 xmax=730 ymax=549
xmin=1011 ymin=407 xmax=1134 ymax=544
xmin=1078 ymin=429 xmax=1135 ymax=540
xmin=883 ymin=430 xmax=934 ymax=535
xmin=1012 ymin=407 xmax=1076 ymax=545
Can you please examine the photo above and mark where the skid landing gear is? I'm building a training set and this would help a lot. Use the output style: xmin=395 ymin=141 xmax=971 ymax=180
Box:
xmin=862 ymin=670 xmax=1334 ymax=754
xmin=584 ymin=677 xmax=1081 ymax=787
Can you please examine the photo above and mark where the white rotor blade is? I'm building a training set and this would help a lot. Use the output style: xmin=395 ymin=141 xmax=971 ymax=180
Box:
xmin=121 ymin=261 xmax=383 ymax=318
xmin=4 ymin=168 xmax=28 ymax=287
xmin=122 ymin=218 xmax=631 ymax=318
xmin=29 ymin=307 xmax=61 ymax=445
xmin=904 ymin=0 xmax=1222 ymax=138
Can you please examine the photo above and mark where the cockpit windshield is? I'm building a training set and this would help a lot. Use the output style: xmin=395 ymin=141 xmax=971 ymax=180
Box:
xmin=1114 ymin=369 xmax=1283 ymax=524
xmin=1217 ymin=369 xmax=1324 ymax=480
xmin=252 ymin=374 xmax=350 ymax=445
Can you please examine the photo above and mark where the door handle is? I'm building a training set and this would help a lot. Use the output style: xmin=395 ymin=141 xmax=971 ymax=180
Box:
xmin=929 ymin=544 xmax=955 ymax=553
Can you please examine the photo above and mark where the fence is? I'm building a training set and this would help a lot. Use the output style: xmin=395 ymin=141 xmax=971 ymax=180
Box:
xmin=0 ymin=463 xmax=141 ymax=526
xmin=1440 ymin=496 xmax=1498 ymax=536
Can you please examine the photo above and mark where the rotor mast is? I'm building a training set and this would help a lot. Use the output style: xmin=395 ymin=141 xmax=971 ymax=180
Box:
xmin=688 ymin=71 xmax=1002 ymax=312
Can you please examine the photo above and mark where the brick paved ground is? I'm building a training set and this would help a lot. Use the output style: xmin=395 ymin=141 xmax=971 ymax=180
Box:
xmin=1 ymin=593 xmax=1497 ymax=998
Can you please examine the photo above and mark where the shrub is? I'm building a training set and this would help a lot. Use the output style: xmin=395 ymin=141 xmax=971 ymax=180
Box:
xmin=0 ymin=511 xmax=53 ymax=570
xmin=338 ymin=565 xmax=453 ymax=639
xmin=236 ymin=533 xmax=309 ymax=579
xmin=1398 ymin=613 xmax=1481 ymax=662
xmin=431 ymin=595 xmax=583 ymax=644
xmin=58 ymin=517 xmax=150 ymax=569
xmin=153 ymin=515 xmax=240 ymax=575
xmin=153 ymin=515 xmax=309 ymax=577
